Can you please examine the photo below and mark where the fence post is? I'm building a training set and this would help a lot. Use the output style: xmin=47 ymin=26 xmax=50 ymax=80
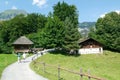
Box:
xmin=43 ymin=62 xmax=46 ymax=73
xmin=80 ymin=68 xmax=83 ymax=80
xmin=88 ymin=69 xmax=91 ymax=80
xmin=58 ymin=65 xmax=60 ymax=80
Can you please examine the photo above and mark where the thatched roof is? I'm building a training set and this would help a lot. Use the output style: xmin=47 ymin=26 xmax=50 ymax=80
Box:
xmin=13 ymin=36 xmax=34 ymax=45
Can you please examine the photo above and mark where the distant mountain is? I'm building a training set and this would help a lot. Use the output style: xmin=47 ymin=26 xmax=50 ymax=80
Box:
xmin=79 ymin=22 xmax=96 ymax=28
xmin=78 ymin=22 xmax=96 ymax=38
xmin=0 ymin=9 xmax=28 ymax=20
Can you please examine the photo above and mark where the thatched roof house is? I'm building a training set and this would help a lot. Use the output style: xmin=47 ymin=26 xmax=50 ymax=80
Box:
xmin=13 ymin=36 xmax=34 ymax=53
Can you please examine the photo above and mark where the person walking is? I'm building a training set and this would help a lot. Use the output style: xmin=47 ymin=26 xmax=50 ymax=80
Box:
xmin=23 ymin=52 xmax=26 ymax=60
xmin=17 ymin=53 xmax=21 ymax=63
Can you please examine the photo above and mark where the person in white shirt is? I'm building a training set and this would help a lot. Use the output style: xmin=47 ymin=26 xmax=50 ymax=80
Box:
xmin=23 ymin=52 xmax=26 ymax=60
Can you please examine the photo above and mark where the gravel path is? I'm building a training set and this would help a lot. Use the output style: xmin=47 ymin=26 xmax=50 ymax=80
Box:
xmin=1 ymin=52 xmax=48 ymax=80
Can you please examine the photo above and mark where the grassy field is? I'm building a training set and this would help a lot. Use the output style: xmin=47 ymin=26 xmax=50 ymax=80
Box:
xmin=0 ymin=54 xmax=17 ymax=78
xmin=30 ymin=50 xmax=120 ymax=80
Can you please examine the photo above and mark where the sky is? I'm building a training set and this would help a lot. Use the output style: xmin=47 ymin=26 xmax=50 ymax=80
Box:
xmin=0 ymin=0 xmax=120 ymax=22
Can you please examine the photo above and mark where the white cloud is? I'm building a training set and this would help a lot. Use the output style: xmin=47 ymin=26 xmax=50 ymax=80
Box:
xmin=5 ymin=1 xmax=9 ymax=5
xmin=115 ymin=10 xmax=120 ymax=14
xmin=100 ymin=10 xmax=120 ymax=18
xmin=100 ymin=14 xmax=106 ymax=18
xmin=100 ymin=13 xmax=106 ymax=18
xmin=32 ymin=0 xmax=47 ymax=8
xmin=11 ymin=6 xmax=17 ymax=10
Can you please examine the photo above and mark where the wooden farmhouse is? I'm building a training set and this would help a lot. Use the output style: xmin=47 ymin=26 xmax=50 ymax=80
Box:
xmin=78 ymin=38 xmax=103 ymax=54
xmin=13 ymin=36 xmax=34 ymax=53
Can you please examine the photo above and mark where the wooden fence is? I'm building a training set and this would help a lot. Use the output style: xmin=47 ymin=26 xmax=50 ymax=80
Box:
xmin=33 ymin=61 xmax=106 ymax=80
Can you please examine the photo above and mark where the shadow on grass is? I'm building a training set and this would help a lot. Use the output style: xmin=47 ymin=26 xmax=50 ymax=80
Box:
xmin=49 ymin=49 xmax=81 ymax=57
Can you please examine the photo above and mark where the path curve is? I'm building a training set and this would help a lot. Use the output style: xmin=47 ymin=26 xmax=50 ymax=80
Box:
xmin=1 ymin=52 xmax=48 ymax=80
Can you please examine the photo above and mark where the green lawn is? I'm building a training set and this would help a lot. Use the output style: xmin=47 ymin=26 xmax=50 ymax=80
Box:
xmin=0 ymin=54 xmax=17 ymax=78
xmin=30 ymin=50 xmax=120 ymax=80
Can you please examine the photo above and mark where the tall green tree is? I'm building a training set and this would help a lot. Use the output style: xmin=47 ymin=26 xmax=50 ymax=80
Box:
xmin=53 ymin=2 xmax=80 ymax=52
xmin=53 ymin=1 xmax=79 ymax=27
xmin=89 ymin=12 xmax=120 ymax=52
xmin=41 ymin=16 xmax=64 ymax=48
xmin=26 ymin=13 xmax=47 ymax=33
xmin=63 ymin=18 xmax=80 ymax=52
xmin=28 ymin=16 xmax=64 ymax=49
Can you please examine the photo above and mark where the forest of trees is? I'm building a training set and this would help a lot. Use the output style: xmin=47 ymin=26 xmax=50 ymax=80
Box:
xmin=0 ymin=1 xmax=80 ymax=53
xmin=0 ymin=1 xmax=120 ymax=54
xmin=89 ymin=12 xmax=120 ymax=52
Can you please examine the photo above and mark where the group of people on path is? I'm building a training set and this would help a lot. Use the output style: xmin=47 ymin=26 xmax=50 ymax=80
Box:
xmin=17 ymin=52 xmax=27 ymax=63
xmin=17 ymin=49 xmax=47 ymax=63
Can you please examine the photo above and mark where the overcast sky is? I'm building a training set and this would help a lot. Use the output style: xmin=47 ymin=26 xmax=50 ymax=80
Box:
xmin=0 ymin=0 xmax=120 ymax=22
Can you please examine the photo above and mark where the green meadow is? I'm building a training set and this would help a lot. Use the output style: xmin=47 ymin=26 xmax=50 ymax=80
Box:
xmin=0 ymin=54 xmax=17 ymax=78
xmin=31 ymin=50 xmax=120 ymax=80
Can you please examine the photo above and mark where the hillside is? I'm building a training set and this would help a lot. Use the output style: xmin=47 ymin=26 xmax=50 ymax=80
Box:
xmin=31 ymin=50 xmax=120 ymax=80
xmin=0 ymin=9 xmax=28 ymax=20
xmin=78 ymin=22 xmax=96 ymax=37
xmin=79 ymin=22 xmax=96 ymax=28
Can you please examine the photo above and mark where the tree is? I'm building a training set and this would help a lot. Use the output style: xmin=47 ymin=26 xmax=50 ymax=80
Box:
xmin=89 ymin=12 xmax=120 ymax=52
xmin=28 ymin=16 xmax=64 ymax=49
xmin=63 ymin=18 xmax=80 ymax=53
xmin=41 ymin=16 xmax=64 ymax=48
xmin=53 ymin=1 xmax=80 ymax=53
xmin=0 ymin=14 xmax=26 ymax=53
xmin=26 ymin=13 xmax=47 ymax=33
xmin=0 ymin=13 xmax=47 ymax=53
xmin=53 ymin=1 xmax=79 ymax=27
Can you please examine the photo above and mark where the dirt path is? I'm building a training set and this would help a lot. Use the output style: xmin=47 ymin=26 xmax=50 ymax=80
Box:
xmin=1 ymin=53 xmax=48 ymax=80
